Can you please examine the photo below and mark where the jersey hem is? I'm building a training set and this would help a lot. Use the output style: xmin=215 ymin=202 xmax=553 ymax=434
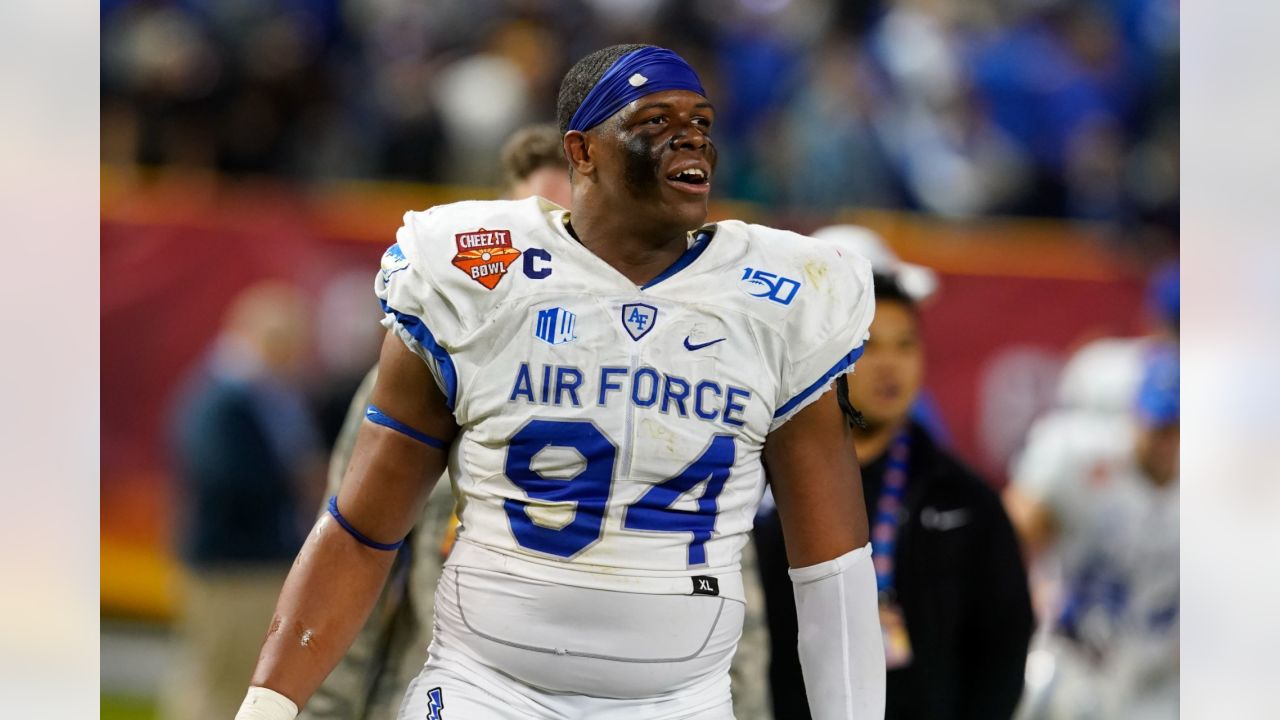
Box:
xmin=447 ymin=537 xmax=747 ymax=602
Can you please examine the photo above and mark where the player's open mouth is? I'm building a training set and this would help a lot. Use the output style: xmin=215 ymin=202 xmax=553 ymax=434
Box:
xmin=665 ymin=167 xmax=711 ymax=195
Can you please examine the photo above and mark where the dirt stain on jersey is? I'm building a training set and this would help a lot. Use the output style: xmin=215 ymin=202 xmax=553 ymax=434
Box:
xmin=640 ymin=417 xmax=683 ymax=458
xmin=803 ymin=260 xmax=830 ymax=292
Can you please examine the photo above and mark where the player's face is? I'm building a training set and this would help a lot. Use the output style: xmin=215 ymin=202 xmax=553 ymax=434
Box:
xmin=596 ymin=89 xmax=717 ymax=231
xmin=258 ymin=310 xmax=310 ymax=378
xmin=846 ymin=300 xmax=924 ymax=429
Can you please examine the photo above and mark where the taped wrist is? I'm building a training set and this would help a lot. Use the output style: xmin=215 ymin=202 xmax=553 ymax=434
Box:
xmin=234 ymin=686 xmax=298 ymax=720
xmin=789 ymin=543 xmax=886 ymax=720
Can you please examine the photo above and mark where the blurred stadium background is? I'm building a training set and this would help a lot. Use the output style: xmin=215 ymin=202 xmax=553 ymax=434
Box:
xmin=100 ymin=0 xmax=1177 ymax=717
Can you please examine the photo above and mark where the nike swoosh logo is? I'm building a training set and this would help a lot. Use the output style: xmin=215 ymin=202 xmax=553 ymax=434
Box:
xmin=920 ymin=507 xmax=971 ymax=531
xmin=684 ymin=336 xmax=726 ymax=351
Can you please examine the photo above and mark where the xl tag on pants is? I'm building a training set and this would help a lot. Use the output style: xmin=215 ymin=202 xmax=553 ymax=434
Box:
xmin=691 ymin=576 xmax=720 ymax=596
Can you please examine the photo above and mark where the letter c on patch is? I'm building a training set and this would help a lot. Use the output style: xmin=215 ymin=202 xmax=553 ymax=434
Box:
xmin=523 ymin=248 xmax=552 ymax=279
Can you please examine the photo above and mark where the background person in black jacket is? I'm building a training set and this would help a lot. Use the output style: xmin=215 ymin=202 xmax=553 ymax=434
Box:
xmin=755 ymin=273 xmax=1034 ymax=720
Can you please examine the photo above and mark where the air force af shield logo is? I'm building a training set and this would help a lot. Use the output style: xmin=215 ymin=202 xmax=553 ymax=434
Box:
xmin=621 ymin=303 xmax=658 ymax=341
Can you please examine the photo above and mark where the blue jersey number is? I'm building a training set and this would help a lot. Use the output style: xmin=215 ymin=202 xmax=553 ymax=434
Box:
xmin=503 ymin=420 xmax=616 ymax=558
xmin=503 ymin=420 xmax=736 ymax=566
xmin=623 ymin=434 xmax=735 ymax=565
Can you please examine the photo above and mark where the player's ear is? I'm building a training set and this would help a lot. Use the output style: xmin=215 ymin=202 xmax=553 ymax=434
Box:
xmin=563 ymin=130 xmax=595 ymax=177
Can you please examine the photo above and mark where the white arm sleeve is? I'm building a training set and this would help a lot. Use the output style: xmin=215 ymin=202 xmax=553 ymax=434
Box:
xmin=789 ymin=543 xmax=886 ymax=719
xmin=234 ymin=686 xmax=299 ymax=720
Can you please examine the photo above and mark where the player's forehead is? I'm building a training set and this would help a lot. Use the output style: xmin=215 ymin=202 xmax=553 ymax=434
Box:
xmin=624 ymin=90 xmax=714 ymax=115
xmin=600 ymin=90 xmax=713 ymax=133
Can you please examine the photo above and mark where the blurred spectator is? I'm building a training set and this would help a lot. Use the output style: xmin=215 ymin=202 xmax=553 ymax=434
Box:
xmin=311 ymin=270 xmax=387 ymax=449
xmin=162 ymin=281 xmax=326 ymax=720
xmin=99 ymin=0 xmax=1178 ymax=225
xmin=1055 ymin=260 xmax=1177 ymax=413
xmin=868 ymin=0 xmax=1031 ymax=218
xmin=498 ymin=123 xmax=572 ymax=204
xmin=770 ymin=35 xmax=902 ymax=211
xmin=811 ymin=224 xmax=950 ymax=446
xmin=1003 ymin=261 xmax=1178 ymax=718
xmin=1003 ymin=262 xmax=1175 ymax=612
xmin=811 ymin=223 xmax=939 ymax=304
xmin=433 ymin=51 xmax=533 ymax=185
xmin=755 ymin=272 xmax=1033 ymax=720
xmin=1006 ymin=347 xmax=1179 ymax=720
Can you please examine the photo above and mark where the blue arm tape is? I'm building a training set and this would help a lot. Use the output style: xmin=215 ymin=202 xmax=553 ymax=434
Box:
xmin=327 ymin=496 xmax=405 ymax=551
xmin=365 ymin=405 xmax=448 ymax=450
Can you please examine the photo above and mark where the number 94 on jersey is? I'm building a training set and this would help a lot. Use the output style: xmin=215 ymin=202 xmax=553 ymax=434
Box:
xmin=502 ymin=419 xmax=737 ymax=567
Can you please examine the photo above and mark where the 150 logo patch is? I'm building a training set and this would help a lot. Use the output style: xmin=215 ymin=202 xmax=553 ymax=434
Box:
xmin=740 ymin=267 xmax=800 ymax=305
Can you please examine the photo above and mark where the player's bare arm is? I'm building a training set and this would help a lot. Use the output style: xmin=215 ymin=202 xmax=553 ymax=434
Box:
xmin=765 ymin=389 xmax=886 ymax=720
xmin=242 ymin=332 xmax=458 ymax=713
xmin=764 ymin=390 xmax=869 ymax=566
xmin=1001 ymin=485 xmax=1059 ymax=559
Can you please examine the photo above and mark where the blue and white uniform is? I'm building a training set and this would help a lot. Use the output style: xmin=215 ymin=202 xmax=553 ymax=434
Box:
xmin=1013 ymin=414 xmax=1179 ymax=720
xmin=377 ymin=197 xmax=874 ymax=717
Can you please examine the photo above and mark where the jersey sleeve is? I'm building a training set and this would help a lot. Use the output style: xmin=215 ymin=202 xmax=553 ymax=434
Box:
xmin=375 ymin=210 xmax=465 ymax=411
xmin=1010 ymin=410 xmax=1130 ymax=524
xmin=770 ymin=245 xmax=876 ymax=431
xmin=1010 ymin=413 xmax=1075 ymax=513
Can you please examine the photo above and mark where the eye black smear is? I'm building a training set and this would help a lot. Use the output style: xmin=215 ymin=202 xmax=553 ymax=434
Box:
xmin=622 ymin=133 xmax=664 ymax=199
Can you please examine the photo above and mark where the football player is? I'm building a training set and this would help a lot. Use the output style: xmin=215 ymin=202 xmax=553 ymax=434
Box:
xmin=237 ymin=44 xmax=885 ymax=720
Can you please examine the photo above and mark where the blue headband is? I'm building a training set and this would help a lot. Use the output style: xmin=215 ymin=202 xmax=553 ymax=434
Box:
xmin=568 ymin=47 xmax=707 ymax=132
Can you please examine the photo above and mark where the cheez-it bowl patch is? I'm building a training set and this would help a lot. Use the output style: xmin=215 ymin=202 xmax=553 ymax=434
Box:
xmin=452 ymin=228 xmax=521 ymax=290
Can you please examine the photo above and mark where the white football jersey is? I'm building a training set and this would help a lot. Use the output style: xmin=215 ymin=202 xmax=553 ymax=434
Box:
xmin=376 ymin=197 xmax=874 ymax=586
xmin=1013 ymin=409 xmax=1179 ymax=683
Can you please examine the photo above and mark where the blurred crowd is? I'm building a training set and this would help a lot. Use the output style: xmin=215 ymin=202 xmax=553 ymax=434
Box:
xmin=101 ymin=0 xmax=1178 ymax=236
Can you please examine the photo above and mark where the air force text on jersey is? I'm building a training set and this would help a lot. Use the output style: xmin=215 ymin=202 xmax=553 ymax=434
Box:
xmin=374 ymin=197 xmax=877 ymax=575
xmin=509 ymin=361 xmax=752 ymax=427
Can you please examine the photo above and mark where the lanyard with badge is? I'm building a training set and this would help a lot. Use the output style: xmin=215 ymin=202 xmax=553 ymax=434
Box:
xmin=872 ymin=430 xmax=914 ymax=669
